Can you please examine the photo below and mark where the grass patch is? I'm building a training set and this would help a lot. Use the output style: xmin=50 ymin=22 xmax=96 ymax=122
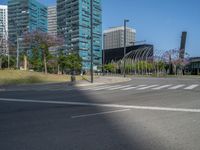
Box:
xmin=0 ymin=69 xmax=83 ymax=85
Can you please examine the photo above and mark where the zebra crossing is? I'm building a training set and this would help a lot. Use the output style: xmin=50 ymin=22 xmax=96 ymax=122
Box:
xmin=81 ymin=84 xmax=199 ymax=91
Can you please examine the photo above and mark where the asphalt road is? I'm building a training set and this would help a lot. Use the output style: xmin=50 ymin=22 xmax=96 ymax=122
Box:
xmin=0 ymin=77 xmax=200 ymax=150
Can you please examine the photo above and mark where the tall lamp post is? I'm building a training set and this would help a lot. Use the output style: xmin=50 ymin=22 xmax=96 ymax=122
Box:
xmin=102 ymin=34 xmax=106 ymax=76
xmin=123 ymin=19 xmax=129 ymax=77
xmin=90 ymin=0 xmax=94 ymax=83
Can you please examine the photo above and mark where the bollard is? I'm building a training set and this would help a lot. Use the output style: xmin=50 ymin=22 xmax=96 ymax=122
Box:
xmin=71 ymin=75 xmax=76 ymax=82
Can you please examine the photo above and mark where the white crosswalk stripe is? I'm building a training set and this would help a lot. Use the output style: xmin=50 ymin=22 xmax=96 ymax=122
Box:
xmin=152 ymin=85 xmax=172 ymax=90
xmin=184 ymin=84 xmax=199 ymax=90
xmin=108 ymin=85 xmax=132 ymax=90
xmin=137 ymin=85 xmax=159 ymax=90
xmin=168 ymin=85 xmax=185 ymax=90
xmin=80 ymin=85 xmax=107 ymax=90
xmin=81 ymin=84 xmax=199 ymax=91
xmin=121 ymin=85 xmax=147 ymax=90
xmin=91 ymin=85 xmax=122 ymax=91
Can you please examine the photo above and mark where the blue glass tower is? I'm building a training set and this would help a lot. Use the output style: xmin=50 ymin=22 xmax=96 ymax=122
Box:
xmin=8 ymin=0 xmax=47 ymax=55
xmin=57 ymin=0 xmax=102 ymax=70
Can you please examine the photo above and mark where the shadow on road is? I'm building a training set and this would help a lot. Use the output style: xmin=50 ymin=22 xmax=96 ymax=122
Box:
xmin=0 ymin=83 xmax=168 ymax=150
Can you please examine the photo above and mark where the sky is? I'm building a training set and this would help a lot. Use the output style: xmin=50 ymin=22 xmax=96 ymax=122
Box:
xmin=1 ymin=0 xmax=200 ymax=56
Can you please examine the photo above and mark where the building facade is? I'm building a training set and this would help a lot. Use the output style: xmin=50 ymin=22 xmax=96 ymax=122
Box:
xmin=103 ymin=26 xmax=136 ymax=50
xmin=8 ymin=0 xmax=47 ymax=55
xmin=57 ymin=0 xmax=102 ymax=70
xmin=48 ymin=6 xmax=57 ymax=36
xmin=186 ymin=57 xmax=200 ymax=75
xmin=0 ymin=5 xmax=8 ymax=55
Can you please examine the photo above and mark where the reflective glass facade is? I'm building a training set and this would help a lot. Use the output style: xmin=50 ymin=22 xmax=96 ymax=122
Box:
xmin=8 ymin=0 xmax=47 ymax=55
xmin=0 ymin=5 xmax=8 ymax=55
xmin=57 ymin=0 xmax=102 ymax=70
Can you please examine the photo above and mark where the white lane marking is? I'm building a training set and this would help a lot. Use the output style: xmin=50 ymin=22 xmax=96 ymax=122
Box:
xmin=152 ymin=85 xmax=172 ymax=90
xmin=91 ymin=85 xmax=121 ymax=91
xmin=184 ymin=84 xmax=199 ymax=90
xmin=0 ymin=89 xmax=5 ymax=91
xmin=121 ymin=85 xmax=147 ymax=90
xmin=71 ymin=109 xmax=130 ymax=118
xmin=108 ymin=85 xmax=132 ymax=90
xmin=1 ymin=98 xmax=200 ymax=113
xmin=137 ymin=85 xmax=159 ymax=90
xmin=168 ymin=84 xmax=185 ymax=90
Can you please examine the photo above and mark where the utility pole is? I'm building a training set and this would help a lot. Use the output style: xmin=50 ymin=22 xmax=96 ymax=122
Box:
xmin=123 ymin=19 xmax=129 ymax=77
xmin=90 ymin=0 xmax=94 ymax=83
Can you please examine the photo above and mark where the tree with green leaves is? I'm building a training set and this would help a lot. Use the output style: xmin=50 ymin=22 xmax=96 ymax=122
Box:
xmin=58 ymin=52 xmax=82 ymax=74
xmin=0 ymin=55 xmax=16 ymax=69
xmin=23 ymin=31 xmax=63 ymax=74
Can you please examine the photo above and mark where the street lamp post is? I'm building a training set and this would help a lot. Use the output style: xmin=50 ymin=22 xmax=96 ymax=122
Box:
xmin=90 ymin=0 xmax=94 ymax=83
xmin=123 ymin=19 xmax=129 ymax=77
xmin=102 ymin=34 xmax=106 ymax=76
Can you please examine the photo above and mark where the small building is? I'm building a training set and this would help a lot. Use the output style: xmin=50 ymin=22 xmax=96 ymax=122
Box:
xmin=103 ymin=44 xmax=154 ymax=64
xmin=186 ymin=57 xmax=200 ymax=75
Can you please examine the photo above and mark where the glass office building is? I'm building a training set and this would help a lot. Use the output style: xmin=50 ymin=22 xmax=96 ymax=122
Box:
xmin=0 ymin=5 xmax=8 ymax=55
xmin=57 ymin=0 xmax=102 ymax=70
xmin=8 ymin=0 xmax=47 ymax=55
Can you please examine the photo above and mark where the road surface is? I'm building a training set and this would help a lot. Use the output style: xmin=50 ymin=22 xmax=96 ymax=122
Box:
xmin=0 ymin=77 xmax=200 ymax=150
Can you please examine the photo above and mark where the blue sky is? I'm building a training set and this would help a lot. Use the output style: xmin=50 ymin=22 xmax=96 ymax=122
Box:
xmin=1 ymin=0 xmax=200 ymax=56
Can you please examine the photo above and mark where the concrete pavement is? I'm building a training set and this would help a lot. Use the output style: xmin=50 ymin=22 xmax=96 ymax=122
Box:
xmin=0 ymin=77 xmax=200 ymax=150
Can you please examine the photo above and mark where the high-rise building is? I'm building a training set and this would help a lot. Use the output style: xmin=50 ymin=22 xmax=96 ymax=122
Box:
xmin=48 ymin=6 xmax=57 ymax=36
xmin=103 ymin=26 xmax=136 ymax=50
xmin=0 ymin=5 xmax=8 ymax=55
xmin=8 ymin=0 xmax=47 ymax=55
xmin=57 ymin=0 xmax=102 ymax=70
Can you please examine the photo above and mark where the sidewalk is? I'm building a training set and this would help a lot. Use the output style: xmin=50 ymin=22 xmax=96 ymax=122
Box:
xmin=75 ymin=76 xmax=131 ymax=87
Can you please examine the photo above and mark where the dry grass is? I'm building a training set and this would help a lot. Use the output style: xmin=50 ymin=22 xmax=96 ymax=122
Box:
xmin=0 ymin=69 xmax=83 ymax=85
